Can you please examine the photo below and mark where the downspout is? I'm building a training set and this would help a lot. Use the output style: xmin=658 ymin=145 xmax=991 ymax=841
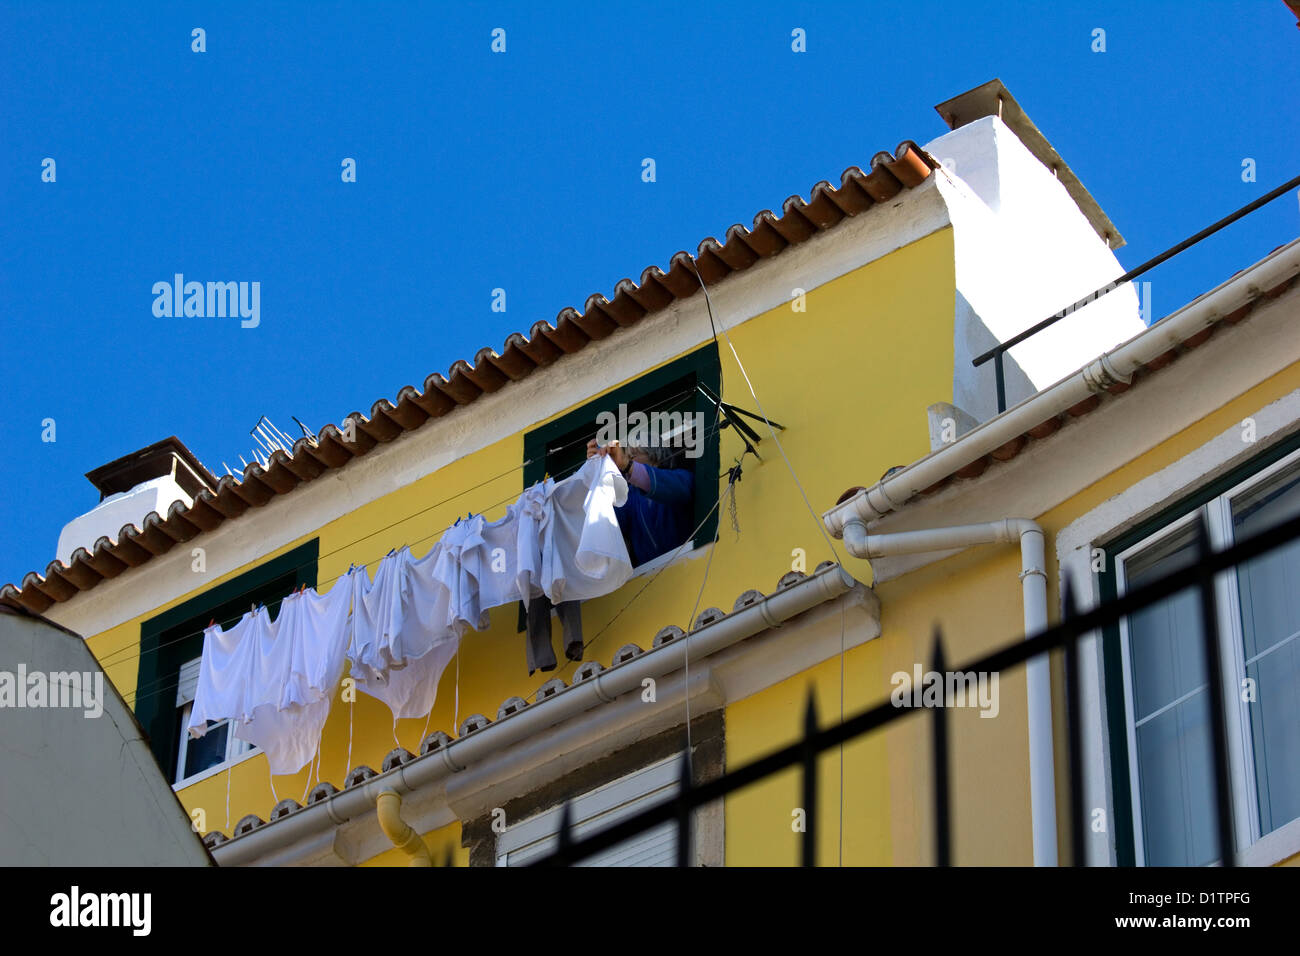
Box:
xmin=375 ymin=790 xmax=433 ymax=867
xmin=842 ymin=517 xmax=1057 ymax=867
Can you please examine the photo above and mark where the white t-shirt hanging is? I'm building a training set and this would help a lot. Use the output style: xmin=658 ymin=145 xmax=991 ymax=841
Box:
xmin=514 ymin=480 xmax=551 ymax=607
xmin=540 ymin=454 xmax=633 ymax=603
xmin=428 ymin=518 xmax=490 ymax=637
xmin=354 ymin=539 xmax=462 ymax=723
xmin=278 ymin=581 xmax=353 ymax=711
xmin=189 ymin=607 xmax=263 ymax=732
xmin=353 ymin=635 xmax=460 ymax=723
xmin=348 ymin=548 xmax=432 ymax=686
xmin=452 ymin=487 xmax=551 ymax=626
xmin=188 ymin=602 xmax=340 ymax=777
xmin=406 ymin=538 xmax=454 ymax=642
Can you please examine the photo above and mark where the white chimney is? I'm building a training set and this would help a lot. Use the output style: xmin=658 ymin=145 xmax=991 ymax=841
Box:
xmin=924 ymin=79 xmax=1146 ymax=421
xmin=56 ymin=437 xmax=218 ymax=565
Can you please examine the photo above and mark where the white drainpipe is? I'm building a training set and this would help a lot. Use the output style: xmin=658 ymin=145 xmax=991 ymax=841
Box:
xmin=842 ymin=517 xmax=1057 ymax=867
xmin=821 ymin=238 xmax=1300 ymax=866
xmin=824 ymin=238 xmax=1300 ymax=538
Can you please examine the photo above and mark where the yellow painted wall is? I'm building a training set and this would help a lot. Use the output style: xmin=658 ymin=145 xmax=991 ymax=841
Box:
xmin=79 ymin=226 xmax=958 ymax=863
xmin=79 ymin=225 xmax=1300 ymax=868
xmin=730 ymin=351 xmax=1300 ymax=866
xmin=725 ymin=538 xmax=1029 ymax=865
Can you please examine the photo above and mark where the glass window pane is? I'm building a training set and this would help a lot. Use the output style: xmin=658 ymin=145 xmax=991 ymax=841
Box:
xmin=1232 ymin=465 xmax=1300 ymax=835
xmin=1134 ymin=695 xmax=1217 ymax=866
xmin=1125 ymin=525 xmax=1205 ymax=720
xmin=182 ymin=720 xmax=229 ymax=780
xmin=1123 ymin=522 xmax=1217 ymax=865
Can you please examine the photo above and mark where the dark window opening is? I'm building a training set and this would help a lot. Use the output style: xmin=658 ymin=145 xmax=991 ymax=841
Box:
xmin=136 ymin=540 xmax=319 ymax=779
xmin=523 ymin=343 xmax=722 ymax=567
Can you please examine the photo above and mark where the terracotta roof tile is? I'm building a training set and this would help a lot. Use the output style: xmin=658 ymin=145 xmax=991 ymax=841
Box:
xmin=2 ymin=144 xmax=934 ymax=612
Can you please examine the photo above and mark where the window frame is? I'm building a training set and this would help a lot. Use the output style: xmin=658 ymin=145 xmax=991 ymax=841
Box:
xmin=136 ymin=539 xmax=319 ymax=784
xmin=173 ymin=703 xmax=259 ymax=789
xmin=1103 ymin=443 xmax=1300 ymax=865
xmin=494 ymin=754 xmax=685 ymax=866
xmin=521 ymin=343 xmax=723 ymax=559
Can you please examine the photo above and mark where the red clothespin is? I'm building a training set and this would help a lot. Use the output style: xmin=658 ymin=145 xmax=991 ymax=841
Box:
xmin=208 ymin=618 xmax=216 ymax=628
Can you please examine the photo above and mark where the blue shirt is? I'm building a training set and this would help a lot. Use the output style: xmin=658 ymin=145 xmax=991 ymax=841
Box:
xmin=615 ymin=465 xmax=695 ymax=566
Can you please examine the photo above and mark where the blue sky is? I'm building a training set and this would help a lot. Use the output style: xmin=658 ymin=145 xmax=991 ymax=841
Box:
xmin=2 ymin=0 xmax=1297 ymax=589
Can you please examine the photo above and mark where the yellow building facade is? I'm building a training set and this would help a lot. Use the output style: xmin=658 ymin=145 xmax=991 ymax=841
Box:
xmin=14 ymin=84 xmax=1296 ymax=867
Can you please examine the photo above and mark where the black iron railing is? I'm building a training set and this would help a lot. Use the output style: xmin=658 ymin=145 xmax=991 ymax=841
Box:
xmin=524 ymin=506 xmax=1300 ymax=867
xmin=973 ymin=173 xmax=1300 ymax=413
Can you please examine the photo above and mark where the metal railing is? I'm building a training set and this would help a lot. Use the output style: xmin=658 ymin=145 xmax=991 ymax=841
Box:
xmin=525 ymin=506 xmax=1300 ymax=867
xmin=973 ymin=173 xmax=1300 ymax=413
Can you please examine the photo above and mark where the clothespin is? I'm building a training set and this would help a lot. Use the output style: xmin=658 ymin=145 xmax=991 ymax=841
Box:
xmin=208 ymin=618 xmax=216 ymax=629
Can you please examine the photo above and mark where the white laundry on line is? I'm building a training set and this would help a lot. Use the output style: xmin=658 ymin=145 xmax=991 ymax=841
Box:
xmin=188 ymin=580 xmax=352 ymax=776
xmin=186 ymin=451 xmax=637 ymax=772
xmin=539 ymin=453 xmax=633 ymax=603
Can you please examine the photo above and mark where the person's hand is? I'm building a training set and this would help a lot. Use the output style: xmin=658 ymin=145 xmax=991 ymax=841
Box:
xmin=606 ymin=441 xmax=630 ymax=472
xmin=588 ymin=438 xmax=630 ymax=470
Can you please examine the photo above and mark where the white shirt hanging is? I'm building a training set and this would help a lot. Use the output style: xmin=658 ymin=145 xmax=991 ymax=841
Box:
xmin=189 ymin=607 xmax=263 ymax=732
xmin=540 ymin=454 xmax=633 ymax=603
xmin=351 ymin=542 xmax=461 ymax=723
xmin=348 ymin=547 xmax=440 ymax=685
xmin=188 ymin=579 xmax=351 ymax=776
xmin=278 ymin=582 xmax=353 ymax=711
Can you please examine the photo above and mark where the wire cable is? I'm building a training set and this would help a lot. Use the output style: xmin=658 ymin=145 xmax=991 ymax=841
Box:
xmin=114 ymin=417 xmax=740 ymax=705
xmin=122 ymin=421 xmax=743 ymax=717
xmin=688 ymin=256 xmax=849 ymax=868
xmin=104 ymin=385 xmax=720 ymax=682
xmin=688 ymin=260 xmax=843 ymax=564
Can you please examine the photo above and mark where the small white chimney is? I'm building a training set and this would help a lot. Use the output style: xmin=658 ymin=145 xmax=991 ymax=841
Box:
xmin=924 ymin=79 xmax=1145 ymax=421
xmin=56 ymin=437 xmax=218 ymax=565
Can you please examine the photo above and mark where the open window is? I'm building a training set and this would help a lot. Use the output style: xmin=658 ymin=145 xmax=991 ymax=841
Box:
xmin=173 ymin=657 xmax=257 ymax=786
xmin=136 ymin=540 xmax=319 ymax=785
xmin=523 ymin=343 xmax=723 ymax=567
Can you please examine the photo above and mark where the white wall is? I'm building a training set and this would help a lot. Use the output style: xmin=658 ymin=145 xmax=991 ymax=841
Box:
xmin=925 ymin=116 xmax=1145 ymax=418
xmin=56 ymin=475 xmax=192 ymax=565
xmin=0 ymin=609 xmax=211 ymax=865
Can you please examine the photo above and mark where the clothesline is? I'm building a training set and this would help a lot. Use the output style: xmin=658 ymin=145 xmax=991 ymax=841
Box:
xmin=114 ymin=414 xmax=737 ymax=696
xmin=522 ymin=464 xmax=743 ymax=703
xmin=188 ymin=455 xmax=636 ymax=776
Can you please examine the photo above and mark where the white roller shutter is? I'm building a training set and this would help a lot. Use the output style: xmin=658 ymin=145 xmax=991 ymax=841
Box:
xmin=497 ymin=755 xmax=683 ymax=867
xmin=175 ymin=657 xmax=202 ymax=707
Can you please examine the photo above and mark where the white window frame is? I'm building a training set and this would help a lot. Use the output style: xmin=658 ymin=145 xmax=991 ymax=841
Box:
xmin=172 ymin=657 xmax=259 ymax=790
xmin=1110 ymin=445 xmax=1300 ymax=865
xmin=628 ymin=538 xmax=709 ymax=580
xmin=1057 ymin=388 xmax=1300 ymax=866
xmin=495 ymin=755 xmax=685 ymax=866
